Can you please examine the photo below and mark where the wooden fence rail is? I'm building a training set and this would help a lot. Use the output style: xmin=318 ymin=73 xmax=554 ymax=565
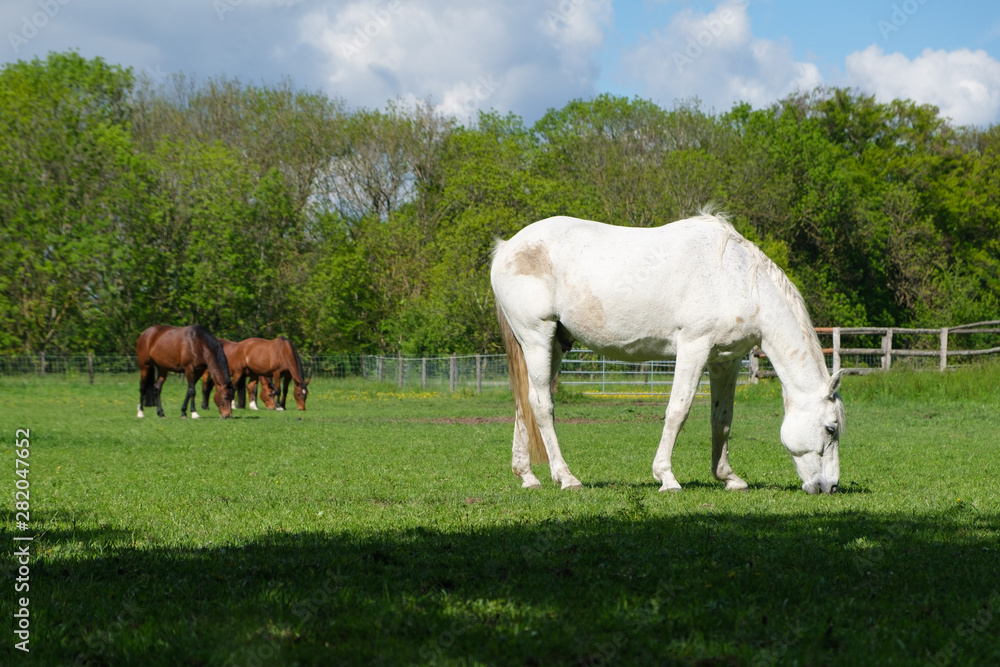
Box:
xmin=752 ymin=320 xmax=1000 ymax=380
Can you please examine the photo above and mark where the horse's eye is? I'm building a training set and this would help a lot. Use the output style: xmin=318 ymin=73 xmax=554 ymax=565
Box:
xmin=825 ymin=425 xmax=836 ymax=436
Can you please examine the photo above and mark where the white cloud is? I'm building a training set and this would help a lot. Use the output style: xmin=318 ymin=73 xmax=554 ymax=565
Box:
xmin=299 ymin=0 xmax=613 ymax=121
xmin=619 ymin=1 xmax=821 ymax=111
xmin=843 ymin=45 xmax=1000 ymax=126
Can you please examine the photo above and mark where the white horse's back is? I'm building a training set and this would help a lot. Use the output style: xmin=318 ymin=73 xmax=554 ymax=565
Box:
xmin=492 ymin=214 xmax=763 ymax=363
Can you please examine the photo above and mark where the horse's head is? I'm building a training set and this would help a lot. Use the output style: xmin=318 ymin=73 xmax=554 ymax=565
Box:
xmin=260 ymin=378 xmax=278 ymax=408
xmin=293 ymin=377 xmax=310 ymax=410
xmin=214 ymin=380 xmax=235 ymax=419
xmin=780 ymin=371 xmax=845 ymax=494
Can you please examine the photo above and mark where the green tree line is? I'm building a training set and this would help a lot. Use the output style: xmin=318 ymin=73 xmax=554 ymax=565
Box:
xmin=2 ymin=52 xmax=998 ymax=355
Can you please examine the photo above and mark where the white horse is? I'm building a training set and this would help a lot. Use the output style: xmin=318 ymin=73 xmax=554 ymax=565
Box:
xmin=491 ymin=210 xmax=845 ymax=494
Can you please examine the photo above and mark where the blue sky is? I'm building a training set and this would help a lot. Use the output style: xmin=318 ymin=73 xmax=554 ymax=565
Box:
xmin=3 ymin=0 xmax=1000 ymax=125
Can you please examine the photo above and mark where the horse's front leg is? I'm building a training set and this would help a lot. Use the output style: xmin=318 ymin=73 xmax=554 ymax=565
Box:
xmin=200 ymin=371 xmax=214 ymax=410
xmin=652 ymin=344 xmax=710 ymax=492
xmin=276 ymin=374 xmax=287 ymax=411
xmin=247 ymin=375 xmax=259 ymax=410
xmin=708 ymin=359 xmax=747 ymax=491
xmin=182 ymin=371 xmax=200 ymax=419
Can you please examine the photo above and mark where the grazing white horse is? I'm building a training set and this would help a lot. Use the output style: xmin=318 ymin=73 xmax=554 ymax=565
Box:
xmin=491 ymin=210 xmax=845 ymax=494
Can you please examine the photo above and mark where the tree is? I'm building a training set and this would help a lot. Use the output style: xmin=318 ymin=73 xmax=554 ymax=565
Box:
xmin=0 ymin=52 xmax=136 ymax=353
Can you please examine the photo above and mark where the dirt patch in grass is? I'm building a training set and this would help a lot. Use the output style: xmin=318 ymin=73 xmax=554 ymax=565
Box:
xmin=422 ymin=415 xmax=662 ymax=425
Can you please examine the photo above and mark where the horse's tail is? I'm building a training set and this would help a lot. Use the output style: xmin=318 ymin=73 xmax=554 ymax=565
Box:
xmin=496 ymin=301 xmax=548 ymax=464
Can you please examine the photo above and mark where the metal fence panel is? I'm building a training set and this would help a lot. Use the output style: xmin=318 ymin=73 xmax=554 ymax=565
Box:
xmin=4 ymin=324 xmax=998 ymax=394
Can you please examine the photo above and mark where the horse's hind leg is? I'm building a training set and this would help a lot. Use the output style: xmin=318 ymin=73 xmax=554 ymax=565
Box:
xmin=138 ymin=365 xmax=153 ymax=418
xmin=708 ymin=359 xmax=747 ymax=491
xmin=652 ymin=342 xmax=711 ymax=491
xmin=521 ymin=327 xmax=582 ymax=490
xmin=511 ymin=404 xmax=542 ymax=489
xmin=153 ymin=370 xmax=168 ymax=418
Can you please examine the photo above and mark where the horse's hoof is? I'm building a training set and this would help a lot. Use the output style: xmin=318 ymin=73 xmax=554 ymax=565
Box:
xmin=276 ymin=407 xmax=285 ymax=411
xmin=658 ymin=484 xmax=683 ymax=492
xmin=725 ymin=480 xmax=749 ymax=492
xmin=522 ymin=481 xmax=542 ymax=490
xmin=561 ymin=480 xmax=584 ymax=491
xmin=191 ymin=412 xmax=200 ymax=420
xmin=180 ymin=415 xmax=187 ymax=419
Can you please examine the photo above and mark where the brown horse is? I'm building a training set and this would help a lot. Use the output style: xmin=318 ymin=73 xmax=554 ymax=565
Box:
xmin=137 ymin=324 xmax=234 ymax=419
xmin=198 ymin=338 xmax=279 ymax=411
xmin=231 ymin=336 xmax=309 ymax=410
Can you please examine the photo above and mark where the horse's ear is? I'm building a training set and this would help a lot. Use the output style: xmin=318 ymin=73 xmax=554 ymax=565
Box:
xmin=827 ymin=369 xmax=845 ymax=398
xmin=305 ymin=377 xmax=311 ymax=386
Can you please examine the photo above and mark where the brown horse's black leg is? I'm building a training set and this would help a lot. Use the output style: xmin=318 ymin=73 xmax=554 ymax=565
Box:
xmin=280 ymin=374 xmax=290 ymax=410
xmin=236 ymin=374 xmax=247 ymax=409
xmin=180 ymin=374 xmax=200 ymax=418
xmin=154 ymin=374 xmax=168 ymax=418
xmin=201 ymin=375 xmax=214 ymax=410
xmin=138 ymin=365 xmax=155 ymax=418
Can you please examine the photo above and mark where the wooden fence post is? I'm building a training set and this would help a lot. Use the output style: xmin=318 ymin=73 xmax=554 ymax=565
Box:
xmin=398 ymin=351 xmax=404 ymax=389
xmin=832 ymin=328 xmax=841 ymax=374
xmin=88 ymin=351 xmax=94 ymax=384
xmin=377 ymin=356 xmax=383 ymax=381
xmin=475 ymin=354 xmax=482 ymax=394
xmin=421 ymin=357 xmax=427 ymax=390
xmin=39 ymin=351 xmax=45 ymax=376
xmin=882 ymin=328 xmax=893 ymax=371
xmin=940 ymin=328 xmax=948 ymax=371
xmin=361 ymin=354 xmax=367 ymax=380
xmin=449 ymin=353 xmax=457 ymax=392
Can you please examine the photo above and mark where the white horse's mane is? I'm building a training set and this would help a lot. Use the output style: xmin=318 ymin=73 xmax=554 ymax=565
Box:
xmin=695 ymin=205 xmax=828 ymax=374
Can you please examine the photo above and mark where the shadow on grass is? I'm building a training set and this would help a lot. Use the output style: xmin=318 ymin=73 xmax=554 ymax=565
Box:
xmin=3 ymin=510 xmax=998 ymax=666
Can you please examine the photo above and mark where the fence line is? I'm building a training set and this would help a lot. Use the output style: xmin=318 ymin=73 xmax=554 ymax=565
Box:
xmin=2 ymin=321 xmax=998 ymax=394
xmin=754 ymin=320 xmax=1000 ymax=378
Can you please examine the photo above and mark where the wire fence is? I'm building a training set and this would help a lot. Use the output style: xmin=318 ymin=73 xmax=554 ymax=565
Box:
xmin=3 ymin=321 xmax=999 ymax=395
xmin=0 ymin=350 xmax=735 ymax=396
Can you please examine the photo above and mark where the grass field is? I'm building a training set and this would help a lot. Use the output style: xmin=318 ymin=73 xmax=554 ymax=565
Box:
xmin=1 ymin=366 xmax=999 ymax=666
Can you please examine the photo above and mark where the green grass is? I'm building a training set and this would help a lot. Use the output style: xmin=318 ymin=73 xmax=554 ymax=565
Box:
xmin=1 ymin=367 xmax=999 ymax=665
